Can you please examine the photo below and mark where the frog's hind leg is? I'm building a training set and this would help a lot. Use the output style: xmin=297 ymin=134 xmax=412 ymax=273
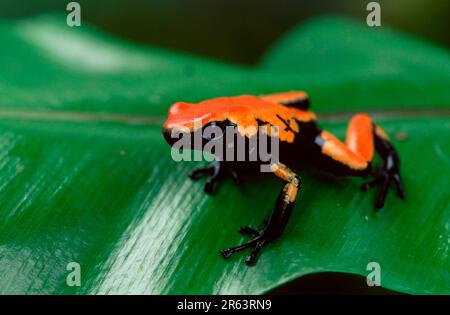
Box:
xmin=315 ymin=114 xmax=405 ymax=209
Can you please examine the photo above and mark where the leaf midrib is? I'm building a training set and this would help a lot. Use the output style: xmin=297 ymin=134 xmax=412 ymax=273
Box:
xmin=0 ymin=108 xmax=447 ymax=126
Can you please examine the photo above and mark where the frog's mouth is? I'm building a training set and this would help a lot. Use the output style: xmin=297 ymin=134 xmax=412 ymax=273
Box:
xmin=162 ymin=126 xmax=206 ymax=151
xmin=163 ymin=127 xmax=190 ymax=147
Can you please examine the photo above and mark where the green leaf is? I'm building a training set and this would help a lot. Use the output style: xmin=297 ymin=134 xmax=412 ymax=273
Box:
xmin=0 ymin=14 xmax=448 ymax=294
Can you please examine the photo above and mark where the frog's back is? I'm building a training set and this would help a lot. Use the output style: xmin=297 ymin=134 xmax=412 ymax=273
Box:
xmin=165 ymin=94 xmax=317 ymax=143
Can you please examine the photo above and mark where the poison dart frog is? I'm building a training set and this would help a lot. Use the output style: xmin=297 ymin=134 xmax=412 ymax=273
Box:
xmin=163 ymin=92 xmax=405 ymax=265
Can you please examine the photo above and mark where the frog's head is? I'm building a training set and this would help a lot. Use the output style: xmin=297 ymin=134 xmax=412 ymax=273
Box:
xmin=163 ymin=101 xmax=230 ymax=152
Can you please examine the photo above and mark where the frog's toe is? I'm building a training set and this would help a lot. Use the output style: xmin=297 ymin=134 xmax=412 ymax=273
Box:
xmin=361 ymin=165 xmax=405 ymax=210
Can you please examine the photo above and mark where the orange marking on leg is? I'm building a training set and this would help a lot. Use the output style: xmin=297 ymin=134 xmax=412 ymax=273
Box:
xmin=321 ymin=131 xmax=368 ymax=170
xmin=271 ymin=163 xmax=300 ymax=203
xmin=285 ymin=184 xmax=298 ymax=203
xmin=375 ymin=125 xmax=390 ymax=141
xmin=346 ymin=114 xmax=374 ymax=162
xmin=271 ymin=163 xmax=291 ymax=181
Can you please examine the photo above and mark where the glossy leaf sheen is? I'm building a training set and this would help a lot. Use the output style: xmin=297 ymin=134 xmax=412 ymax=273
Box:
xmin=0 ymin=15 xmax=448 ymax=294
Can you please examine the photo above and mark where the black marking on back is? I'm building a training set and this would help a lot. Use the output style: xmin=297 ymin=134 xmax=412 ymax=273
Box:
xmin=293 ymin=119 xmax=321 ymax=144
xmin=281 ymin=97 xmax=310 ymax=110
xmin=255 ymin=118 xmax=268 ymax=126
xmin=275 ymin=114 xmax=296 ymax=134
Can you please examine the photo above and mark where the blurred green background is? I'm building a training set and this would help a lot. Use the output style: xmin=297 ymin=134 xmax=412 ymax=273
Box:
xmin=1 ymin=0 xmax=449 ymax=64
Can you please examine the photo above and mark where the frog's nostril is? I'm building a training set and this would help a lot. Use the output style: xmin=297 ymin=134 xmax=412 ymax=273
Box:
xmin=169 ymin=102 xmax=191 ymax=116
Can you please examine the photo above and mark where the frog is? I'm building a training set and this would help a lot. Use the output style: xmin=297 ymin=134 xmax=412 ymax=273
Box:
xmin=163 ymin=91 xmax=405 ymax=265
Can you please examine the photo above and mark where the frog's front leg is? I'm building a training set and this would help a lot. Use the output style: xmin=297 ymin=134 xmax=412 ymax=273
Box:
xmin=188 ymin=161 xmax=241 ymax=194
xmin=221 ymin=163 xmax=301 ymax=265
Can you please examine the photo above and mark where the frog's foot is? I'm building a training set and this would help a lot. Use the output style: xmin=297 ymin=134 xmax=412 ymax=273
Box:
xmin=221 ymin=223 xmax=273 ymax=266
xmin=188 ymin=161 xmax=242 ymax=194
xmin=361 ymin=154 xmax=405 ymax=209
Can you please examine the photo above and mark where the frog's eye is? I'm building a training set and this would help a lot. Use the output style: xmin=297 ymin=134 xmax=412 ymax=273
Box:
xmin=202 ymin=122 xmax=224 ymax=141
